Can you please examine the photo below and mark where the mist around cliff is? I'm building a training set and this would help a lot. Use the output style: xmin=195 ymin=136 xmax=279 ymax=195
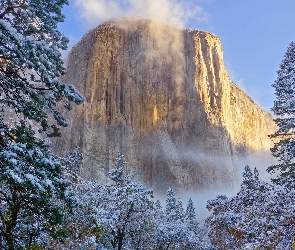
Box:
xmin=182 ymin=149 xmax=278 ymax=184
xmin=157 ymin=148 xmax=278 ymax=220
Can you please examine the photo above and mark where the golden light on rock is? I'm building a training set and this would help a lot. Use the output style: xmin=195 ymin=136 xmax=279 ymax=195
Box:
xmin=153 ymin=106 xmax=158 ymax=124
xmin=56 ymin=18 xmax=277 ymax=191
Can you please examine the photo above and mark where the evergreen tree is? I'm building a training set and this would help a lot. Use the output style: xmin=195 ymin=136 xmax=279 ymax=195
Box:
xmin=0 ymin=0 xmax=83 ymax=135
xmin=0 ymin=122 xmax=71 ymax=249
xmin=206 ymin=166 xmax=295 ymax=249
xmin=269 ymin=41 xmax=295 ymax=182
xmin=58 ymin=152 xmax=155 ymax=250
xmin=103 ymin=152 xmax=154 ymax=250
xmin=184 ymin=198 xmax=201 ymax=249
xmin=155 ymin=188 xmax=201 ymax=250
xmin=176 ymin=198 xmax=185 ymax=221
xmin=185 ymin=198 xmax=198 ymax=233
xmin=0 ymin=0 xmax=83 ymax=248
xmin=165 ymin=188 xmax=178 ymax=222
xmin=54 ymin=157 xmax=204 ymax=249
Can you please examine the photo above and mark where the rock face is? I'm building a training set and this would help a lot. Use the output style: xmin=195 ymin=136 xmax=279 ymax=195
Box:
xmin=57 ymin=18 xmax=277 ymax=192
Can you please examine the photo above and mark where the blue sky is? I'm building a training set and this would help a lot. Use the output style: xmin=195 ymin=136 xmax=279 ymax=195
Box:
xmin=59 ymin=0 xmax=295 ymax=112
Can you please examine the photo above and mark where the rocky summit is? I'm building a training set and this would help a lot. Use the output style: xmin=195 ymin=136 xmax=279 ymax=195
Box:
xmin=56 ymin=17 xmax=277 ymax=192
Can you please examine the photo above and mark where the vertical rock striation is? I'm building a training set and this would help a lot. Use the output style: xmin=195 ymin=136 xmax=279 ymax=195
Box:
xmin=57 ymin=18 xmax=277 ymax=192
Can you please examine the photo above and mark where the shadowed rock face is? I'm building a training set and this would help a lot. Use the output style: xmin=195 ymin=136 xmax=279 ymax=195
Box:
xmin=57 ymin=18 xmax=277 ymax=192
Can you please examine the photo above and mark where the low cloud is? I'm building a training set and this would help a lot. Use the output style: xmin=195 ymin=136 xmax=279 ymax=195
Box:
xmin=74 ymin=0 xmax=210 ymax=28
xmin=74 ymin=0 xmax=123 ymax=24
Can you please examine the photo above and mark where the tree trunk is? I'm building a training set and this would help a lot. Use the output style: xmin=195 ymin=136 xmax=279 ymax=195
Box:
xmin=117 ymin=229 xmax=124 ymax=250
xmin=6 ymin=233 xmax=14 ymax=250
xmin=4 ymin=192 xmax=19 ymax=250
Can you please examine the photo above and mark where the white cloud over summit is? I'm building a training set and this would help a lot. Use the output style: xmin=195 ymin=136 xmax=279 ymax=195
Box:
xmin=74 ymin=0 xmax=209 ymax=28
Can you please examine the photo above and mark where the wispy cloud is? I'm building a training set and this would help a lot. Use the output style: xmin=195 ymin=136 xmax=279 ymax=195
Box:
xmin=74 ymin=0 xmax=123 ymax=24
xmin=74 ymin=0 xmax=210 ymax=28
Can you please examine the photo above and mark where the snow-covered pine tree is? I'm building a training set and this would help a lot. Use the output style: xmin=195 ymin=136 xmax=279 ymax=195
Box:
xmin=185 ymin=198 xmax=198 ymax=233
xmin=58 ymin=152 xmax=155 ymax=250
xmin=184 ymin=198 xmax=201 ymax=249
xmin=0 ymin=0 xmax=83 ymax=248
xmin=165 ymin=188 xmax=178 ymax=222
xmin=52 ymin=153 xmax=205 ymax=249
xmin=0 ymin=0 xmax=83 ymax=135
xmin=155 ymin=188 xmax=178 ymax=249
xmin=269 ymin=41 xmax=295 ymax=183
xmin=0 ymin=122 xmax=72 ymax=249
xmin=154 ymin=188 xmax=202 ymax=250
xmin=103 ymin=152 xmax=155 ymax=250
xmin=206 ymin=166 xmax=295 ymax=249
xmin=176 ymin=198 xmax=185 ymax=221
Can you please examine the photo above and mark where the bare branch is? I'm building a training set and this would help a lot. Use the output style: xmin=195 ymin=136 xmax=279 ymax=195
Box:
xmin=0 ymin=0 xmax=26 ymax=19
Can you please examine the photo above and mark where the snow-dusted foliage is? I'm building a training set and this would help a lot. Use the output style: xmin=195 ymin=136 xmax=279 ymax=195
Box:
xmin=0 ymin=122 xmax=71 ymax=249
xmin=205 ymin=166 xmax=295 ymax=249
xmin=53 ymin=151 xmax=155 ymax=249
xmin=269 ymin=41 xmax=295 ymax=182
xmin=0 ymin=1 xmax=83 ymax=248
xmin=0 ymin=0 xmax=83 ymax=134
xmin=52 ymin=152 xmax=204 ymax=250
xmin=154 ymin=189 xmax=202 ymax=250
xmin=95 ymin=152 xmax=155 ymax=250
xmin=202 ymin=41 xmax=295 ymax=250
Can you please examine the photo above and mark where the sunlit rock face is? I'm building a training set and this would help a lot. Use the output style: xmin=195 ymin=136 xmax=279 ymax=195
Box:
xmin=57 ymin=18 xmax=277 ymax=192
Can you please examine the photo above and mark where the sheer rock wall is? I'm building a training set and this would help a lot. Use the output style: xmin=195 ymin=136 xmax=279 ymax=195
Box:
xmin=56 ymin=18 xmax=277 ymax=192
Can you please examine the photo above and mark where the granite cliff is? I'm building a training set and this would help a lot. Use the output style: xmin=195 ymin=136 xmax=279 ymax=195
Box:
xmin=57 ymin=18 xmax=277 ymax=192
